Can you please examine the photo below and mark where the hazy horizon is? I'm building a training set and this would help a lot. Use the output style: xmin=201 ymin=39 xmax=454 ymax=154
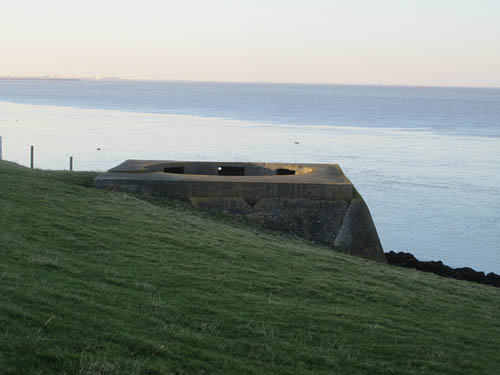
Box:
xmin=2 ymin=76 xmax=500 ymax=90
xmin=2 ymin=0 xmax=500 ymax=88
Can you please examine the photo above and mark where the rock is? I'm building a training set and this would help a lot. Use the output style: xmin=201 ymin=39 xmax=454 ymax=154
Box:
xmin=450 ymin=267 xmax=485 ymax=283
xmin=385 ymin=251 xmax=499 ymax=288
xmin=484 ymin=273 xmax=500 ymax=287
xmin=414 ymin=261 xmax=454 ymax=277
xmin=385 ymin=251 xmax=418 ymax=267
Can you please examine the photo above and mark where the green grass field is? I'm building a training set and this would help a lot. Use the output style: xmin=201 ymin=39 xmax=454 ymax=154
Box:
xmin=0 ymin=160 xmax=499 ymax=374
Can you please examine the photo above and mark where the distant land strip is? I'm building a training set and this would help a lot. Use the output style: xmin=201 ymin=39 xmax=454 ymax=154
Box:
xmin=0 ymin=76 xmax=81 ymax=81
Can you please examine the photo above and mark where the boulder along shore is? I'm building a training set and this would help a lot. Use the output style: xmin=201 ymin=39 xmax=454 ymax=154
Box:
xmin=385 ymin=251 xmax=500 ymax=288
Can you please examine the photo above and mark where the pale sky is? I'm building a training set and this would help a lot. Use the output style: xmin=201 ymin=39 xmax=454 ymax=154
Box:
xmin=1 ymin=0 xmax=500 ymax=87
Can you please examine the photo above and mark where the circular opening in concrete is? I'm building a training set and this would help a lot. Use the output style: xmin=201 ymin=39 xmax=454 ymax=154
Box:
xmin=145 ymin=162 xmax=314 ymax=177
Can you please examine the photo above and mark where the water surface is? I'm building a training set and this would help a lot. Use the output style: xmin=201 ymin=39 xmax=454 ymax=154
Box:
xmin=1 ymin=80 xmax=499 ymax=273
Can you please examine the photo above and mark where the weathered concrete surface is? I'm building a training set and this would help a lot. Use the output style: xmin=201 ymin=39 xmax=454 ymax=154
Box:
xmin=94 ymin=160 xmax=386 ymax=262
xmin=333 ymin=189 xmax=386 ymax=262
xmin=98 ymin=160 xmax=353 ymax=202
xmin=189 ymin=197 xmax=253 ymax=216
xmin=250 ymin=198 xmax=350 ymax=247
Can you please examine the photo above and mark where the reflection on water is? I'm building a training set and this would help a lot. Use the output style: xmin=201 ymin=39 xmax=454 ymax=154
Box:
xmin=1 ymin=101 xmax=499 ymax=273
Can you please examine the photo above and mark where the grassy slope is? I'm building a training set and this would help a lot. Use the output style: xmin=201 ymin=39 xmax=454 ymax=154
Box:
xmin=0 ymin=161 xmax=499 ymax=375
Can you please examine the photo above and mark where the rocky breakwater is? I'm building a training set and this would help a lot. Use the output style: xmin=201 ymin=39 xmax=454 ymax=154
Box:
xmin=386 ymin=251 xmax=500 ymax=287
xmin=94 ymin=160 xmax=386 ymax=262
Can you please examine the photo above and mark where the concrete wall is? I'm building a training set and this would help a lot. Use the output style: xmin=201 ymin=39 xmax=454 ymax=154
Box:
xmin=95 ymin=160 xmax=386 ymax=262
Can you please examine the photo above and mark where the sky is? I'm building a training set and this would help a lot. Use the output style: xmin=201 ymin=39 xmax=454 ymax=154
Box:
xmin=1 ymin=0 xmax=500 ymax=87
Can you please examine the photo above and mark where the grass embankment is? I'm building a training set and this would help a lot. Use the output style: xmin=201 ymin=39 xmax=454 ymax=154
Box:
xmin=0 ymin=160 xmax=499 ymax=374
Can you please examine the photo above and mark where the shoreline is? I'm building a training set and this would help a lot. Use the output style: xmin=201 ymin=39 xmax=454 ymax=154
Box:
xmin=1 ymin=100 xmax=499 ymax=274
xmin=386 ymin=251 xmax=500 ymax=287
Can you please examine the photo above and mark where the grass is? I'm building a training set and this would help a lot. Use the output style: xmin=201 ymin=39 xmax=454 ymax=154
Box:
xmin=0 ymin=160 xmax=499 ymax=374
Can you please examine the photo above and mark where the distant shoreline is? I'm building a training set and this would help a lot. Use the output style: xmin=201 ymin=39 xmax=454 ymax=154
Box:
xmin=1 ymin=77 xmax=499 ymax=89
xmin=0 ymin=77 xmax=81 ymax=81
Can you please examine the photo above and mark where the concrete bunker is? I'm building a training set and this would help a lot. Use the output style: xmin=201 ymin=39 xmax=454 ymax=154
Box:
xmin=94 ymin=160 xmax=386 ymax=262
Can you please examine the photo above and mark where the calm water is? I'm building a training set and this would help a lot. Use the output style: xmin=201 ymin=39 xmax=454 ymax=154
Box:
xmin=2 ymin=80 xmax=500 ymax=138
xmin=1 ymin=80 xmax=499 ymax=273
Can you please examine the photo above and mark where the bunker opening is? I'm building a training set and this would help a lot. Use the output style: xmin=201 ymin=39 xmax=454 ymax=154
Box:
xmin=164 ymin=167 xmax=184 ymax=174
xmin=218 ymin=166 xmax=245 ymax=176
xmin=276 ymin=168 xmax=296 ymax=175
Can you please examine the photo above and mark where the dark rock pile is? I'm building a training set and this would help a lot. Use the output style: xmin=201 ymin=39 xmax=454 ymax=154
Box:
xmin=385 ymin=251 xmax=500 ymax=288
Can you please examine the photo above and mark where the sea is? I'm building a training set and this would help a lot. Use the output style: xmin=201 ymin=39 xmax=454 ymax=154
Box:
xmin=1 ymin=79 xmax=499 ymax=273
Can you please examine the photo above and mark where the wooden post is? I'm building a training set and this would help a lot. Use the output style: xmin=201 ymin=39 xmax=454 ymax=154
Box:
xmin=69 ymin=156 xmax=73 ymax=171
xmin=30 ymin=145 xmax=34 ymax=168
xmin=0 ymin=136 xmax=2 ymax=160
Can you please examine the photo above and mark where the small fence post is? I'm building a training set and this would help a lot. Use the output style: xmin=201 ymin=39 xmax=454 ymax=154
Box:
xmin=30 ymin=145 xmax=34 ymax=168
xmin=69 ymin=156 xmax=73 ymax=171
